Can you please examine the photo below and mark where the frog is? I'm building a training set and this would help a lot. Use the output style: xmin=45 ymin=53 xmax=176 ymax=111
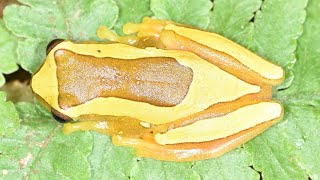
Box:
xmin=31 ymin=17 xmax=284 ymax=162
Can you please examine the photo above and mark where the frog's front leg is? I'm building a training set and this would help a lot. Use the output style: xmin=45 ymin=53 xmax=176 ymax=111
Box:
xmin=63 ymin=115 xmax=153 ymax=138
xmin=113 ymin=102 xmax=283 ymax=162
xmin=97 ymin=26 xmax=139 ymax=46
xmin=97 ymin=17 xmax=172 ymax=49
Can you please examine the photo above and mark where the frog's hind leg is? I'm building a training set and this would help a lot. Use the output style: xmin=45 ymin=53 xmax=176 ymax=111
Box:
xmin=112 ymin=114 xmax=282 ymax=162
xmin=158 ymin=28 xmax=284 ymax=86
xmin=153 ymin=84 xmax=273 ymax=134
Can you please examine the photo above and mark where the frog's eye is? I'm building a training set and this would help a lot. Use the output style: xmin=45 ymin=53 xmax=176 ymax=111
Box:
xmin=51 ymin=112 xmax=67 ymax=123
xmin=51 ymin=108 xmax=71 ymax=123
xmin=46 ymin=39 xmax=65 ymax=55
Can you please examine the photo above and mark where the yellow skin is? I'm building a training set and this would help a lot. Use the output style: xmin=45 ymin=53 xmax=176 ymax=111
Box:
xmin=31 ymin=17 xmax=285 ymax=161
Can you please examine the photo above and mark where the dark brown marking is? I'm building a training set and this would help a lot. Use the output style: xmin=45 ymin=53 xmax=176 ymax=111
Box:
xmin=46 ymin=39 xmax=64 ymax=55
xmin=51 ymin=108 xmax=72 ymax=123
xmin=54 ymin=49 xmax=193 ymax=109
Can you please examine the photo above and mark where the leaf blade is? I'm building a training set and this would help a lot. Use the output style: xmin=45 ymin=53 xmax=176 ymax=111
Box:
xmin=248 ymin=0 xmax=308 ymax=89
xmin=0 ymin=20 xmax=19 ymax=86
xmin=207 ymin=0 xmax=261 ymax=45
xmin=3 ymin=0 xmax=119 ymax=73
xmin=0 ymin=92 xmax=20 ymax=137
xmin=151 ymin=0 xmax=213 ymax=29
xmin=244 ymin=0 xmax=320 ymax=179
xmin=113 ymin=0 xmax=153 ymax=35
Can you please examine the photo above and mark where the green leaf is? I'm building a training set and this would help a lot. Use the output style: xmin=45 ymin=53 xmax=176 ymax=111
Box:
xmin=207 ymin=0 xmax=261 ymax=45
xmin=113 ymin=0 xmax=153 ymax=35
xmin=272 ymin=2 xmax=320 ymax=177
xmin=17 ymin=39 xmax=47 ymax=74
xmin=151 ymin=0 xmax=213 ymax=29
xmin=248 ymin=0 xmax=308 ymax=90
xmin=3 ymin=0 xmax=119 ymax=73
xmin=88 ymin=133 xmax=260 ymax=179
xmin=207 ymin=0 xmax=307 ymax=90
xmin=129 ymin=159 xmax=199 ymax=180
xmin=4 ymin=0 xmax=118 ymax=40
xmin=192 ymin=149 xmax=259 ymax=180
xmin=276 ymin=0 xmax=320 ymax=107
xmin=244 ymin=0 xmax=320 ymax=179
xmin=88 ymin=133 xmax=137 ymax=179
xmin=88 ymin=134 xmax=257 ymax=179
xmin=0 ymin=92 xmax=20 ymax=137
xmin=1 ymin=0 xmax=320 ymax=179
xmin=0 ymin=102 xmax=93 ymax=180
xmin=284 ymin=106 xmax=320 ymax=179
xmin=244 ymin=105 xmax=320 ymax=179
xmin=0 ymin=20 xmax=19 ymax=86
xmin=244 ymin=107 xmax=308 ymax=179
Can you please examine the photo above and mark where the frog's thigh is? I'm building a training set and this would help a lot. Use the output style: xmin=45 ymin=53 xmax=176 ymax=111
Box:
xmin=153 ymin=84 xmax=272 ymax=134
xmin=112 ymin=116 xmax=280 ymax=162
xmin=155 ymin=101 xmax=283 ymax=145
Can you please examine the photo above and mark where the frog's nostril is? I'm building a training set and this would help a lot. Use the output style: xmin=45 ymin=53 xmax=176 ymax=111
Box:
xmin=46 ymin=39 xmax=64 ymax=55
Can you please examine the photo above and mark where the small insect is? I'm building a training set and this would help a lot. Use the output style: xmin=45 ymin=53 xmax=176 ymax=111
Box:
xmin=31 ymin=17 xmax=284 ymax=162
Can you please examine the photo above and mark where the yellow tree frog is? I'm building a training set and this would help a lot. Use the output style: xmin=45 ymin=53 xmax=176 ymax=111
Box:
xmin=31 ymin=17 xmax=284 ymax=162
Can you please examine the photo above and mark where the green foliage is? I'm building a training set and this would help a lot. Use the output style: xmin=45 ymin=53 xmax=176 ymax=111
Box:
xmin=276 ymin=0 xmax=320 ymax=107
xmin=247 ymin=0 xmax=308 ymax=90
xmin=244 ymin=0 xmax=320 ymax=179
xmin=88 ymin=133 xmax=137 ymax=179
xmin=151 ymin=0 xmax=213 ymax=29
xmin=1 ymin=102 xmax=93 ymax=179
xmin=0 ymin=0 xmax=319 ymax=179
xmin=3 ymin=0 xmax=119 ymax=73
xmin=113 ymin=0 xmax=153 ymax=35
xmin=207 ymin=0 xmax=261 ymax=45
xmin=0 ymin=92 xmax=20 ymax=137
xmin=0 ymin=20 xmax=19 ymax=86
xmin=192 ymin=149 xmax=259 ymax=180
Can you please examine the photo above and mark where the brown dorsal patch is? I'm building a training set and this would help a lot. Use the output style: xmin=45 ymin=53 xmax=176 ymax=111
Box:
xmin=54 ymin=49 xmax=193 ymax=109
